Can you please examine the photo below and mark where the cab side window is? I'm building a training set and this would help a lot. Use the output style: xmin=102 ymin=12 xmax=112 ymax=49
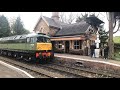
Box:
xmin=27 ymin=37 xmax=36 ymax=43
xmin=30 ymin=37 xmax=34 ymax=43
xmin=27 ymin=38 xmax=30 ymax=43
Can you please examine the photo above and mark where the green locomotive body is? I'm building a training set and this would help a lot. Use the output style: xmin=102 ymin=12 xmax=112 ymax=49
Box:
xmin=0 ymin=33 xmax=54 ymax=62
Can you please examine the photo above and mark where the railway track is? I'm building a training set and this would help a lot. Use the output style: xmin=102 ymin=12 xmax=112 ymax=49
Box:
xmin=38 ymin=64 xmax=86 ymax=78
xmin=0 ymin=56 xmax=120 ymax=78
xmin=0 ymin=56 xmax=98 ymax=78
xmin=0 ymin=56 xmax=65 ymax=78
xmin=0 ymin=56 xmax=87 ymax=78
xmin=50 ymin=63 xmax=120 ymax=78
xmin=38 ymin=63 xmax=115 ymax=78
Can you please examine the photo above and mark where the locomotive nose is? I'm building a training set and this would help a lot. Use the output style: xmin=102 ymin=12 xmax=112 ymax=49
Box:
xmin=36 ymin=43 xmax=52 ymax=50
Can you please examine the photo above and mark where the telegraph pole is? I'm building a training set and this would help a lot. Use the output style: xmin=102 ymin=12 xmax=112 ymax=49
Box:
xmin=108 ymin=12 xmax=114 ymax=59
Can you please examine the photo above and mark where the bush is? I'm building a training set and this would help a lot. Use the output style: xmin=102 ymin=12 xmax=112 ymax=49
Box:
xmin=114 ymin=52 xmax=120 ymax=60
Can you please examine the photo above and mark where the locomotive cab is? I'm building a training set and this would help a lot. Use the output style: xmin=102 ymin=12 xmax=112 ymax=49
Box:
xmin=35 ymin=35 xmax=54 ymax=62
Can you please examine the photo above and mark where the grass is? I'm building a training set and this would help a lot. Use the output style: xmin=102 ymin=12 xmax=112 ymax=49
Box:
xmin=113 ymin=36 xmax=120 ymax=43
xmin=114 ymin=52 xmax=120 ymax=61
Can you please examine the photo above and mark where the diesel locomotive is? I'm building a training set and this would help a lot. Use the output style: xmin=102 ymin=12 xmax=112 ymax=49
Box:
xmin=0 ymin=33 xmax=54 ymax=62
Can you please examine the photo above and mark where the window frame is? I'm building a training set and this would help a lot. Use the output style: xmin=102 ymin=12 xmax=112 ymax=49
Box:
xmin=58 ymin=41 xmax=63 ymax=49
xmin=73 ymin=40 xmax=82 ymax=49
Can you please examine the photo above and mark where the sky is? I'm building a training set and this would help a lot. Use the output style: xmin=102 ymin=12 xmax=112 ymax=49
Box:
xmin=0 ymin=12 xmax=120 ymax=36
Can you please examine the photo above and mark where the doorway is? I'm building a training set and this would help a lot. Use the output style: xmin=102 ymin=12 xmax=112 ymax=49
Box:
xmin=65 ymin=41 xmax=69 ymax=53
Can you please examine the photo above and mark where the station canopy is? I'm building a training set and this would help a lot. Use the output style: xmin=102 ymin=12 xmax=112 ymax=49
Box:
xmin=86 ymin=16 xmax=104 ymax=27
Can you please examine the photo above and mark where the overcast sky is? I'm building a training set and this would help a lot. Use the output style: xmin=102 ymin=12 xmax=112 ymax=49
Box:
xmin=0 ymin=12 xmax=120 ymax=36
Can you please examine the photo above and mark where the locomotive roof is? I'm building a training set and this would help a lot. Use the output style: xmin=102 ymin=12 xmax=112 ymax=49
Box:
xmin=0 ymin=33 xmax=50 ymax=41
xmin=26 ymin=33 xmax=50 ymax=38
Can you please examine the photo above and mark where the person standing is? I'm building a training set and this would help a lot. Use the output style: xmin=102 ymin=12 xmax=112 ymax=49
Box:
xmin=90 ymin=43 xmax=96 ymax=58
xmin=104 ymin=44 xmax=109 ymax=59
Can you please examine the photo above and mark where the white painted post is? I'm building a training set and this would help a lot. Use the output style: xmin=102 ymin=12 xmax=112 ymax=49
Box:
xmin=95 ymin=29 xmax=100 ymax=58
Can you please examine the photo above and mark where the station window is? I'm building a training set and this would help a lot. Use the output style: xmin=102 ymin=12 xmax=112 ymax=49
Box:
xmin=74 ymin=40 xmax=82 ymax=49
xmin=40 ymin=27 xmax=44 ymax=33
xmin=58 ymin=41 xmax=63 ymax=49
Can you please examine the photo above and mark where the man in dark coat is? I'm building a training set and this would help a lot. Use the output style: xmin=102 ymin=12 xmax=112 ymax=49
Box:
xmin=90 ymin=43 xmax=96 ymax=58
xmin=104 ymin=45 xmax=109 ymax=59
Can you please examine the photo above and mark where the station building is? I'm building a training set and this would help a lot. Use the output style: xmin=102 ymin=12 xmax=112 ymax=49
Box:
xmin=33 ymin=12 xmax=104 ymax=56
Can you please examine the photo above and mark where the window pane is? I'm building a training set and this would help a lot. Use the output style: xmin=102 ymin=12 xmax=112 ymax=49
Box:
xmin=74 ymin=40 xmax=80 ymax=49
xmin=77 ymin=46 xmax=79 ymax=49
xmin=77 ymin=41 xmax=79 ymax=45
xmin=27 ymin=38 xmax=30 ymax=43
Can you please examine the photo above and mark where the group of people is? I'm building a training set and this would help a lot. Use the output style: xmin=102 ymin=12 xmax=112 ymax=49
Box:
xmin=90 ymin=43 xmax=109 ymax=59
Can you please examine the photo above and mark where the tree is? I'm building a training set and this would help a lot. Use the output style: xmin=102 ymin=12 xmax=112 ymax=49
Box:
xmin=59 ymin=12 xmax=67 ymax=23
xmin=59 ymin=12 xmax=76 ymax=24
xmin=11 ymin=16 xmax=30 ymax=35
xmin=107 ymin=12 xmax=120 ymax=59
xmin=98 ymin=25 xmax=108 ymax=46
xmin=23 ymin=29 xmax=30 ymax=34
xmin=76 ymin=13 xmax=88 ymax=22
xmin=67 ymin=12 xmax=75 ymax=24
xmin=76 ymin=12 xmax=99 ymax=23
xmin=0 ymin=15 xmax=11 ymax=38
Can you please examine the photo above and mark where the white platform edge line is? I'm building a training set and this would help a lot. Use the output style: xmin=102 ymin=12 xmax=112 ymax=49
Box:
xmin=0 ymin=60 xmax=34 ymax=78
xmin=55 ymin=55 xmax=120 ymax=67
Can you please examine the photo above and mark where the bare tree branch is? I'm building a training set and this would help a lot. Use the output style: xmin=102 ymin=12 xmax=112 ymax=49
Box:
xmin=113 ymin=20 xmax=120 ymax=34
xmin=96 ymin=13 xmax=99 ymax=18
xmin=67 ymin=12 xmax=75 ymax=24
xmin=81 ymin=13 xmax=84 ymax=18
xmin=59 ymin=12 xmax=66 ymax=23
xmin=60 ymin=12 xmax=76 ymax=24
xmin=106 ymin=12 xmax=109 ymax=21
xmin=113 ymin=18 xmax=116 ymax=29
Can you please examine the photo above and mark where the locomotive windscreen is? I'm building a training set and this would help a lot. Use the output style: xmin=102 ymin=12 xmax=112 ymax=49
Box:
xmin=37 ymin=36 xmax=51 ymax=43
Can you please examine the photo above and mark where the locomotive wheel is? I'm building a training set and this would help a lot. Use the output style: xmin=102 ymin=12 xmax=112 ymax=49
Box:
xmin=14 ymin=53 xmax=19 ymax=58
xmin=24 ymin=56 xmax=32 ymax=62
xmin=8 ymin=52 xmax=11 ymax=57
xmin=14 ymin=54 xmax=17 ymax=58
xmin=28 ymin=57 xmax=32 ymax=61
xmin=0 ymin=51 xmax=2 ymax=55
xmin=20 ymin=55 xmax=23 ymax=59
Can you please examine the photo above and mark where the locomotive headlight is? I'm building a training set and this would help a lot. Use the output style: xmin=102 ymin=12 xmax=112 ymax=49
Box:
xmin=47 ymin=52 xmax=51 ymax=56
xmin=39 ymin=52 xmax=42 ymax=55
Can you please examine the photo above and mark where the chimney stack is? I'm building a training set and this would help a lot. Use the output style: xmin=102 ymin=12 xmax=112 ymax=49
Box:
xmin=51 ymin=12 xmax=59 ymax=21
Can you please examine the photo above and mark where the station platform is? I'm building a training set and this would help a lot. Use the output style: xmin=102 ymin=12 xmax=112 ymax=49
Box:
xmin=54 ymin=53 xmax=120 ymax=75
xmin=55 ymin=53 xmax=120 ymax=65
xmin=0 ymin=60 xmax=34 ymax=78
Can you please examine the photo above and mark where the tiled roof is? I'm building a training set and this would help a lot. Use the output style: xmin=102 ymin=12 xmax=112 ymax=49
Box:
xmin=43 ymin=16 xmax=61 ymax=28
xmin=35 ymin=16 xmax=90 ymax=36
xmin=55 ymin=21 xmax=90 ymax=36
xmin=43 ymin=16 xmax=68 ymax=29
